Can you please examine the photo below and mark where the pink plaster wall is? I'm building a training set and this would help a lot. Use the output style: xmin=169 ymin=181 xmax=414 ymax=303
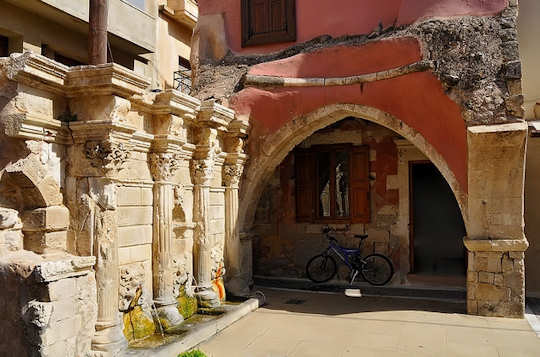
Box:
xmin=231 ymin=72 xmax=468 ymax=193
xmin=199 ymin=0 xmax=508 ymax=55
xmin=248 ymin=38 xmax=422 ymax=78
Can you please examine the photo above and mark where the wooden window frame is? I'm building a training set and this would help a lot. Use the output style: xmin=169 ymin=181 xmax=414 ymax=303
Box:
xmin=241 ymin=0 xmax=297 ymax=47
xmin=295 ymin=144 xmax=371 ymax=224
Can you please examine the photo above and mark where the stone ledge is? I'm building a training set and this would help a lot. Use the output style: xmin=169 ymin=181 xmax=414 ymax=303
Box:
xmin=463 ymin=237 xmax=529 ymax=252
xmin=32 ymin=255 xmax=96 ymax=283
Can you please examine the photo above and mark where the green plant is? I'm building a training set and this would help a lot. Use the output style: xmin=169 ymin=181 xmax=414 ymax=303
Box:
xmin=178 ymin=349 xmax=207 ymax=357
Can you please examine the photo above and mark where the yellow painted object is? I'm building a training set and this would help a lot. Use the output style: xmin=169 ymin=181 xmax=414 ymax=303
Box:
xmin=122 ymin=287 xmax=156 ymax=342
xmin=123 ymin=305 xmax=156 ymax=342
xmin=177 ymin=286 xmax=198 ymax=319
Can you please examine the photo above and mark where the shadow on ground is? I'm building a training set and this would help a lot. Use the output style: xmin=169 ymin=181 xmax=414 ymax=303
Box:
xmin=256 ymin=286 xmax=466 ymax=316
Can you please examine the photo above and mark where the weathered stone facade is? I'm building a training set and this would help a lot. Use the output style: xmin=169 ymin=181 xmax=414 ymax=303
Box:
xmin=0 ymin=52 xmax=247 ymax=356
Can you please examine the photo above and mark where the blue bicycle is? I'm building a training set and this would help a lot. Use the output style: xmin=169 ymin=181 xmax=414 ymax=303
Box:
xmin=306 ymin=227 xmax=394 ymax=286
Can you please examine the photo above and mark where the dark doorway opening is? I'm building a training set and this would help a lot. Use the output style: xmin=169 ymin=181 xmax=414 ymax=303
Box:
xmin=409 ymin=162 xmax=466 ymax=277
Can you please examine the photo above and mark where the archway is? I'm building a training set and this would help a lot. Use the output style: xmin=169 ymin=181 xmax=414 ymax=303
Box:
xmin=0 ymin=155 xmax=68 ymax=255
xmin=239 ymin=103 xmax=468 ymax=236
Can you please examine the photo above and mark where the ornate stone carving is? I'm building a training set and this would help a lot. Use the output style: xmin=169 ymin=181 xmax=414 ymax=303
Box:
xmin=149 ymin=153 xmax=180 ymax=182
xmin=225 ymin=136 xmax=245 ymax=154
xmin=223 ymin=163 xmax=244 ymax=187
xmin=84 ymin=141 xmax=129 ymax=172
xmin=190 ymin=159 xmax=214 ymax=185
xmin=119 ymin=264 xmax=148 ymax=312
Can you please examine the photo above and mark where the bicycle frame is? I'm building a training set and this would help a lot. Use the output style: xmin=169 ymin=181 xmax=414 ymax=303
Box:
xmin=324 ymin=234 xmax=365 ymax=271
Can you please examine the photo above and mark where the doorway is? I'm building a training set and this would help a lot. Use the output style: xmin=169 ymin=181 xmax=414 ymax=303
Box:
xmin=409 ymin=162 xmax=466 ymax=277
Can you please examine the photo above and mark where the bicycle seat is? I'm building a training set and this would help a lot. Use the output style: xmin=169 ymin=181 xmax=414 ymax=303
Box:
xmin=354 ymin=234 xmax=368 ymax=240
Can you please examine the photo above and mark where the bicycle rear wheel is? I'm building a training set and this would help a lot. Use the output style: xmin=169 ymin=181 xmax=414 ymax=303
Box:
xmin=306 ymin=254 xmax=337 ymax=283
xmin=360 ymin=254 xmax=394 ymax=286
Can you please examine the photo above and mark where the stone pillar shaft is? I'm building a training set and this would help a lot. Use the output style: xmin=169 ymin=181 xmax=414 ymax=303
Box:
xmin=149 ymin=152 xmax=184 ymax=328
xmin=152 ymin=182 xmax=174 ymax=305
xmin=193 ymin=182 xmax=213 ymax=288
xmin=90 ymin=180 xmax=127 ymax=353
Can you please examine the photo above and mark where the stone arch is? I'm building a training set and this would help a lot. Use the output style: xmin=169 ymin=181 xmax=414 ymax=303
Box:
xmin=239 ymin=103 xmax=468 ymax=234
xmin=0 ymin=154 xmax=68 ymax=255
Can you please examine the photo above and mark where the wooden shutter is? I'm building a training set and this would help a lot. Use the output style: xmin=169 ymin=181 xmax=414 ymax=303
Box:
xmin=350 ymin=146 xmax=370 ymax=223
xmin=242 ymin=0 xmax=296 ymax=47
xmin=295 ymin=150 xmax=315 ymax=222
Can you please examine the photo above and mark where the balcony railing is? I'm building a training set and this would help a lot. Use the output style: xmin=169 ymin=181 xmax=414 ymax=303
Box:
xmin=174 ymin=69 xmax=192 ymax=94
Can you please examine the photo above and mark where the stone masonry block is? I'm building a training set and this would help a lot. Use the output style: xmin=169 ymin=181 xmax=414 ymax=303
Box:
xmin=507 ymin=79 xmax=522 ymax=96
xmin=46 ymin=277 xmax=76 ymax=301
xmin=479 ymin=272 xmax=494 ymax=284
xmin=502 ymin=254 xmax=514 ymax=272
xmin=118 ymin=225 xmax=152 ymax=247
xmin=0 ymin=230 xmax=23 ymax=251
xmin=467 ymin=252 xmax=476 ymax=272
xmin=467 ymin=300 xmax=478 ymax=315
xmin=514 ymin=258 xmax=524 ymax=273
xmin=21 ymin=206 xmax=70 ymax=232
xmin=475 ymin=255 xmax=489 ymax=272
xmin=118 ymin=206 xmax=153 ymax=226
xmin=119 ymin=244 xmax=152 ymax=265
xmin=467 ymin=271 xmax=478 ymax=283
xmin=494 ymin=274 xmax=504 ymax=287
xmin=117 ymin=186 xmax=142 ymax=206
xmin=509 ymin=251 xmax=524 ymax=260
xmin=24 ymin=230 xmax=67 ymax=254
xmin=475 ymin=283 xmax=510 ymax=303
xmin=486 ymin=253 xmax=502 ymax=273
xmin=141 ymin=188 xmax=153 ymax=205
xmin=50 ymin=298 xmax=76 ymax=323
xmin=467 ymin=283 xmax=477 ymax=300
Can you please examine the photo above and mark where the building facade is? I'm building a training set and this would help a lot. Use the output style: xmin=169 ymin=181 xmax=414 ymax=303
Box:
xmin=192 ymin=0 xmax=529 ymax=318
xmin=0 ymin=0 xmax=538 ymax=356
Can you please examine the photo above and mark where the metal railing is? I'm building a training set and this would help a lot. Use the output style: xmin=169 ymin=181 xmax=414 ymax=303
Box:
xmin=173 ymin=69 xmax=192 ymax=94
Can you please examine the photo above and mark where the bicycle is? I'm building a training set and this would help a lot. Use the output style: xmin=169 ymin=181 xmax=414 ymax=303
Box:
xmin=306 ymin=227 xmax=394 ymax=286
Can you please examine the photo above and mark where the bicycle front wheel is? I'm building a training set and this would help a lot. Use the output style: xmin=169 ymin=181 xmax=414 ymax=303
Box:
xmin=360 ymin=254 xmax=394 ymax=286
xmin=306 ymin=254 xmax=337 ymax=283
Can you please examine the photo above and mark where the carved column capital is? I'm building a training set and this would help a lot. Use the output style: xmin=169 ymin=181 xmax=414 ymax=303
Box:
xmin=190 ymin=159 xmax=214 ymax=186
xmin=149 ymin=152 xmax=180 ymax=182
xmin=84 ymin=140 xmax=130 ymax=174
xmin=223 ymin=163 xmax=244 ymax=188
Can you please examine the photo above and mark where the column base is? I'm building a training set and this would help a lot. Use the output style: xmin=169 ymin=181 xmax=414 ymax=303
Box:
xmin=196 ymin=287 xmax=220 ymax=308
xmin=154 ymin=301 xmax=185 ymax=330
xmin=464 ymin=238 xmax=527 ymax=318
xmin=91 ymin=320 xmax=127 ymax=356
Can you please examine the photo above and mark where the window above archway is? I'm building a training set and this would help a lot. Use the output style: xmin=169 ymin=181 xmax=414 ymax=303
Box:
xmin=241 ymin=0 xmax=296 ymax=47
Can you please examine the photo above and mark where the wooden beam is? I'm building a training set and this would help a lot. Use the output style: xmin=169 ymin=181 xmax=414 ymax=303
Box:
xmin=88 ymin=0 xmax=108 ymax=65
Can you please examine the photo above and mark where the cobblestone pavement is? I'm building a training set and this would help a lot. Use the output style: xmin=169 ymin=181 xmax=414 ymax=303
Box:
xmin=198 ymin=288 xmax=540 ymax=357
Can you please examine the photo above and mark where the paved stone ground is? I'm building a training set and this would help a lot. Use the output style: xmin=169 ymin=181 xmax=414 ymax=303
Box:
xmin=198 ymin=288 xmax=540 ymax=357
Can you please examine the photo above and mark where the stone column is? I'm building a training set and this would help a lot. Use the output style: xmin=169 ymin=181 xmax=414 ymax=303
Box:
xmin=149 ymin=153 xmax=184 ymax=328
xmin=191 ymin=157 xmax=220 ymax=308
xmin=466 ymin=122 xmax=529 ymax=317
xmin=87 ymin=177 xmax=127 ymax=354
xmin=223 ymin=162 xmax=248 ymax=296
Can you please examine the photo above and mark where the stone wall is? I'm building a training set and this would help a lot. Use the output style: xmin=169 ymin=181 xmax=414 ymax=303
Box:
xmin=0 ymin=52 xmax=249 ymax=355
xmin=465 ymin=241 xmax=527 ymax=318
xmin=0 ymin=252 xmax=96 ymax=357
xmin=253 ymin=119 xmax=406 ymax=281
